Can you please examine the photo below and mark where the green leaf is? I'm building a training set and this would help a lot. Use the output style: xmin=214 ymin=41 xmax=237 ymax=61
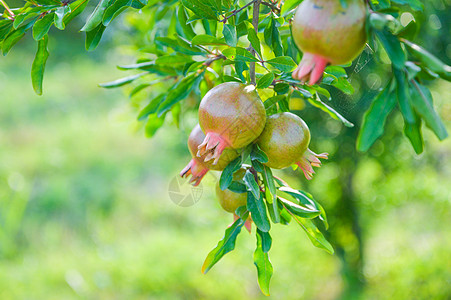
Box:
xmin=145 ymin=113 xmax=165 ymax=137
xmin=257 ymin=229 xmax=272 ymax=253
xmin=202 ymin=217 xmax=245 ymax=273
xmin=177 ymin=6 xmax=196 ymax=40
xmin=283 ymin=205 xmax=334 ymax=254
xmin=262 ymin=166 xmax=279 ymax=223
xmin=102 ymin=0 xmax=131 ymax=26
xmin=155 ymin=55 xmax=193 ymax=65
xmin=278 ymin=197 xmax=320 ymax=219
xmin=85 ymin=23 xmax=106 ymax=51
xmin=137 ymin=94 xmax=166 ymax=120
xmin=375 ymin=29 xmax=406 ymax=69
xmin=222 ymin=23 xmax=237 ymax=47
xmin=219 ymin=157 xmax=242 ymax=190
xmin=402 ymin=39 xmax=451 ymax=81
xmin=31 ymin=35 xmax=49 ymax=95
xmin=63 ymin=0 xmax=89 ymax=25
xmin=54 ymin=5 xmax=71 ymax=30
xmin=394 ymin=68 xmax=415 ymax=124
xmin=263 ymin=95 xmax=285 ymax=110
xmin=250 ymin=144 xmax=268 ymax=164
xmin=404 ymin=112 xmax=424 ymax=154
xmin=306 ymin=94 xmax=354 ymax=127
xmin=247 ymin=192 xmax=271 ymax=232
xmin=391 ymin=0 xmax=423 ymax=11
xmin=243 ymin=170 xmax=260 ymax=199
xmin=222 ymin=47 xmax=259 ymax=62
xmin=0 ymin=20 xmax=13 ymax=40
xmin=13 ymin=9 xmax=43 ymax=29
xmin=2 ymin=29 xmax=26 ymax=55
xmin=253 ymin=232 xmax=273 ymax=296
xmin=32 ymin=13 xmax=54 ymax=41
xmin=228 ymin=181 xmax=247 ymax=194
xmin=409 ymin=81 xmax=448 ymax=140
xmin=99 ymin=72 xmax=146 ymax=88
xmin=157 ymin=72 xmax=203 ymax=116
xmin=266 ymin=56 xmax=296 ymax=72
xmin=247 ymin=27 xmax=262 ymax=58
xmin=191 ymin=34 xmax=226 ymax=45
xmin=357 ymin=83 xmax=396 ymax=152
xmin=274 ymin=82 xmax=289 ymax=95
xmin=257 ymin=72 xmax=274 ymax=89
xmin=80 ymin=0 xmax=109 ymax=32
xmin=280 ymin=0 xmax=302 ymax=16
xmin=182 ymin=0 xmax=218 ymax=20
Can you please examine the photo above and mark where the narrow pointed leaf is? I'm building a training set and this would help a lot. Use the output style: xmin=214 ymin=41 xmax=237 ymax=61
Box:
xmin=80 ymin=0 xmax=109 ymax=31
xmin=247 ymin=192 xmax=270 ymax=232
xmin=254 ymin=232 xmax=273 ymax=296
xmin=357 ymin=83 xmax=396 ymax=151
xmin=32 ymin=13 xmax=54 ymax=41
xmin=31 ymin=35 xmax=49 ymax=95
xmin=202 ymin=217 xmax=245 ymax=273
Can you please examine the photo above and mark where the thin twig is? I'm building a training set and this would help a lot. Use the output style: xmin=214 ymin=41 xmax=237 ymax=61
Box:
xmin=261 ymin=1 xmax=280 ymax=13
xmin=249 ymin=0 xmax=261 ymax=85
xmin=220 ymin=0 xmax=257 ymax=23
xmin=0 ymin=0 xmax=15 ymax=19
xmin=203 ymin=54 xmax=226 ymax=67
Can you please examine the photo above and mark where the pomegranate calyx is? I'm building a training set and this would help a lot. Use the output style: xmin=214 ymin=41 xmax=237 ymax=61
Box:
xmin=197 ymin=132 xmax=230 ymax=165
xmin=295 ymin=148 xmax=328 ymax=180
xmin=179 ymin=158 xmax=208 ymax=186
xmin=292 ymin=53 xmax=329 ymax=85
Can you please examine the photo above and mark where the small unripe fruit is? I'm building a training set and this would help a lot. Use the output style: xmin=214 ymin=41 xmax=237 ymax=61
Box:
xmin=291 ymin=0 xmax=367 ymax=85
xmin=257 ymin=112 xmax=328 ymax=179
xmin=216 ymin=185 xmax=247 ymax=213
xmin=215 ymin=167 xmax=248 ymax=213
xmin=198 ymin=82 xmax=266 ymax=164
xmin=180 ymin=124 xmax=239 ymax=186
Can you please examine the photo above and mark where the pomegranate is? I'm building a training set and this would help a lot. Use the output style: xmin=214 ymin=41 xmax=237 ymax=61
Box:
xmin=216 ymin=167 xmax=252 ymax=232
xmin=180 ymin=124 xmax=239 ymax=186
xmin=197 ymin=82 xmax=266 ymax=164
xmin=256 ymin=112 xmax=328 ymax=179
xmin=291 ymin=0 xmax=367 ymax=85
xmin=216 ymin=184 xmax=247 ymax=213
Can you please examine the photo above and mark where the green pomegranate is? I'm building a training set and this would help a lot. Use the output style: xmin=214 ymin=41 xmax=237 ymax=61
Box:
xmin=215 ymin=167 xmax=248 ymax=213
xmin=197 ymin=82 xmax=266 ymax=164
xmin=180 ymin=124 xmax=239 ymax=186
xmin=291 ymin=0 xmax=367 ymax=85
xmin=257 ymin=112 xmax=328 ymax=179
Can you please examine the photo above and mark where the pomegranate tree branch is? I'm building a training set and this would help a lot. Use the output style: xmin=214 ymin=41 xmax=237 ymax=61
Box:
xmin=220 ymin=0 xmax=257 ymax=23
xmin=250 ymin=0 xmax=261 ymax=85
xmin=0 ymin=0 xmax=15 ymax=19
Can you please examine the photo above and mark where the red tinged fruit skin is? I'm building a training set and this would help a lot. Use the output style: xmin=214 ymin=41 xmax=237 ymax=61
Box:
xmin=197 ymin=82 xmax=266 ymax=164
xmin=257 ymin=112 xmax=328 ymax=179
xmin=180 ymin=124 xmax=239 ymax=186
xmin=291 ymin=0 xmax=367 ymax=85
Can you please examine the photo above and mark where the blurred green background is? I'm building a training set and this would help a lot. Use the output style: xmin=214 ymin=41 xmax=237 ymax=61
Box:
xmin=1 ymin=3 xmax=451 ymax=299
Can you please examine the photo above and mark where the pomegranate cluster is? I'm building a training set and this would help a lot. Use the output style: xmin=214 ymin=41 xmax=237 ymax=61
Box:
xmin=180 ymin=82 xmax=327 ymax=214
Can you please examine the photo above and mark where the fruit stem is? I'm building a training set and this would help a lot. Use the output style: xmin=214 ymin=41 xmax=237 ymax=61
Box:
xmin=249 ymin=0 xmax=261 ymax=85
xmin=0 ymin=0 xmax=15 ymax=19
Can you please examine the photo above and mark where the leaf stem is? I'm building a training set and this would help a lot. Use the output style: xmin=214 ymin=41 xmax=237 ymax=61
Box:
xmin=250 ymin=0 xmax=261 ymax=85
xmin=0 ymin=0 xmax=15 ymax=19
